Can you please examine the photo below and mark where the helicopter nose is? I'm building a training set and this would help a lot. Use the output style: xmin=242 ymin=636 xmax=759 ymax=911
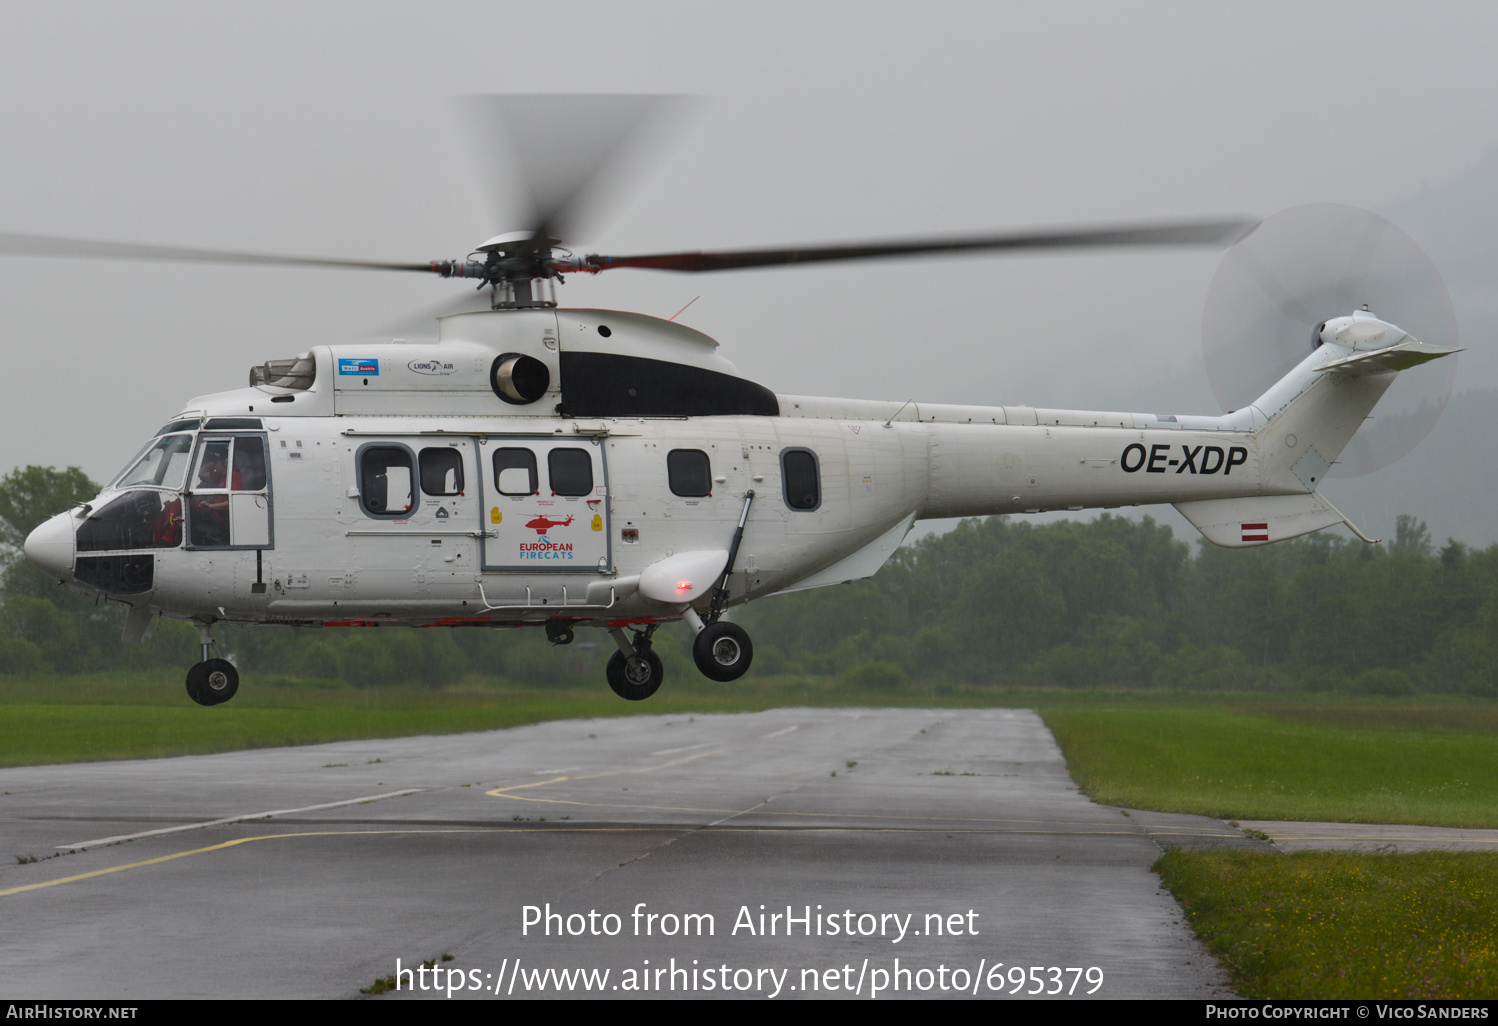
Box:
xmin=24 ymin=511 xmax=75 ymax=583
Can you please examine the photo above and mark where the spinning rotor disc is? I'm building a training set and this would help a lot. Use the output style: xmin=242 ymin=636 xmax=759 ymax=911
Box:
xmin=1201 ymin=203 xmax=1458 ymax=477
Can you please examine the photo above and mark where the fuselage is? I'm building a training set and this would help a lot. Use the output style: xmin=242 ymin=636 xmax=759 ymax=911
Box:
xmin=25 ymin=305 xmax=1350 ymax=633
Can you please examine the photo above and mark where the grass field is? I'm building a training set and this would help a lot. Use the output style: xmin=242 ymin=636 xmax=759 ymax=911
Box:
xmin=1156 ymin=849 xmax=1498 ymax=999
xmin=1043 ymin=699 xmax=1498 ymax=828
xmin=0 ymin=671 xmax=1045 ymax=767
xmin=0 ymin=671 xmax=796 ymax=767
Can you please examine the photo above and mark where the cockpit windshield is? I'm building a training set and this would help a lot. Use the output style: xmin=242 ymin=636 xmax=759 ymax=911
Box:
xmin=114 ymin=434 xmax=195 ymax=490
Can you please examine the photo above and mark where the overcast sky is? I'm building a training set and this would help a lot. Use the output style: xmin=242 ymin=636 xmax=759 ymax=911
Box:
xmin=2 ymin=1 xmax=1496 ymax=486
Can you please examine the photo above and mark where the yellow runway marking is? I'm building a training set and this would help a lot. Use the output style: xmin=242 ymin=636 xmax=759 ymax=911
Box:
xmin=2 ymin=822 xmax=1174 ymax=901
xmin=485 ymin=747 xmax=725 ymax=800
xmin=0 ymin=827 xmax=666 ymax=899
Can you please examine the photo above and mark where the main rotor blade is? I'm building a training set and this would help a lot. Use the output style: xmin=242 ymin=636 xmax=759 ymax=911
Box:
xmin=572 ymin=219 xmax=1259 ymax=273
xmin=0 ymin=232 xmax=435 ymax=273
xmin=455 ymin=94 xmax=690 ymax=244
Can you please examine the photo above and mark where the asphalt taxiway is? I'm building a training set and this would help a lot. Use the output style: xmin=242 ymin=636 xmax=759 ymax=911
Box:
xmin=0 ymin=708 xmax=1251 ymax=999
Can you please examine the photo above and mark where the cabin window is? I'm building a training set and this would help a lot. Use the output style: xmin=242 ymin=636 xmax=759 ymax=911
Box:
xmin=493 ymin=448 xmax=538 ymax=496
xmin=667 ymin=449 xmax=712 ymax=497
xmin=115 ymin=434 xmax=195 ymax=491
xmin=420 ymin=448 xmax=464 ymax=496
xmin=549 ymin=448 xmax=594 ymax=496
xmin=359 ymin=446 xmax=415 ymax=516
xmin=781 ymin=448 xmax=821 ymax=511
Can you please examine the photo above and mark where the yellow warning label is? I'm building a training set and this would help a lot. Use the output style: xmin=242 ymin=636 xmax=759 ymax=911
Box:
xmin=490 ymin=507 xmax=502 ymax=524
xmin=590 ymin=514 xmax=603 ymax=531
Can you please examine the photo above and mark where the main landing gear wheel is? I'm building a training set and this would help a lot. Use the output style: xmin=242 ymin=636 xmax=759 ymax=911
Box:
xmin=606 ymin=649 xmax=663 ymax=702
xmin=186 ymin=659 xmax=239 ymax=706
xmin=692 ymin=621 xmax=753 ymax=682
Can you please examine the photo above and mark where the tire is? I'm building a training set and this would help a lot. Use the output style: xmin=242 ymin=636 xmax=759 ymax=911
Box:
xmin=605 ymin=649 xmax=663 ymax=701
xmin=692 ymin=621 xmax=753 ymax=682
xmin=186 ymin=658 xmax=239 ymax=706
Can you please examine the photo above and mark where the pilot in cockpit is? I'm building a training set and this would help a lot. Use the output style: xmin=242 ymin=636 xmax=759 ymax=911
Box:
xmin=197 ymin=446 xmax=235 ymax=490
xmin=191 ymin=445 xmax=236 ymax=545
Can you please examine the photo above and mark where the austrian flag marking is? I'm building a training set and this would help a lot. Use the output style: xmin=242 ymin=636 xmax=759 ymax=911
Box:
xmin=1241 ymin=522 xmax=1269 ymax=543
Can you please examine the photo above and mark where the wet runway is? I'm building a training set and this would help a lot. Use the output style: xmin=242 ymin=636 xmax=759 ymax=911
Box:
xmin=0 ymin=708 xmax=1246 ymax=999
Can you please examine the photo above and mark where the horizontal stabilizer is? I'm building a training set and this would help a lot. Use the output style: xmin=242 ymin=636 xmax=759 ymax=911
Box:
xmin=1173 ymin=492 xmax=1371 ymax=548
xmin=1315 ymin=340 xmax=1460 ymax=376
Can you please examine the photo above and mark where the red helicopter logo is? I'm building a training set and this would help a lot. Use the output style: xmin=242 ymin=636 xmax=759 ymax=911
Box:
xmin=525 ymin=514 xmax=575 ymax=536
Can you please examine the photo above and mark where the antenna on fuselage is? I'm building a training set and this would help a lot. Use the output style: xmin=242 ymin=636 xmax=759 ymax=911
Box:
xmin=883 ymin=398 xmax=914 ymax=429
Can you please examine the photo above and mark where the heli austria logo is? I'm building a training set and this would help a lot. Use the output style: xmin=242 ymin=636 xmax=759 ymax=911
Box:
xmin=407 ymin=358 xmax=456 ymax=376
xmin=520 ymin=515 xmax=575 ymax=560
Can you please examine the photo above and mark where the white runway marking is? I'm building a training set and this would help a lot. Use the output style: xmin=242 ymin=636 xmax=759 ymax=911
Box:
xmin=57 ymin=789 xmax=424 ymax=851
xmin=761 ymin=724 xmax=799 ymax=738
xmin=649 ymin=742 xmax=716 ymax=755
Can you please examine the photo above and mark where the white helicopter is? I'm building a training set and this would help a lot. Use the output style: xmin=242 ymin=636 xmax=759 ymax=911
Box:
xmin=9 ymin=99 xmax=1459 ymax=706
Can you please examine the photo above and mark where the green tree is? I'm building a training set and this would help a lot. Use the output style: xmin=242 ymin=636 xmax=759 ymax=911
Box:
xmin=0 ymin=465 xmax=97 ymax=598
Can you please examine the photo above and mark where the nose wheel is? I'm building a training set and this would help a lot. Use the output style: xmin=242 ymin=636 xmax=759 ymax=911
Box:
xmin=186 ymin=621 xmax=239 ymax=706
xmin=186 ymin=658 xmax=239 ymax=706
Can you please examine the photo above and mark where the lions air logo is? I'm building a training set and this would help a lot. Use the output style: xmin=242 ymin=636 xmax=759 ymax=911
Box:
xmin=407 ymin=359 xmax=456 ymax=376
xmin=521 ymin=514 xmax=575 ymax=560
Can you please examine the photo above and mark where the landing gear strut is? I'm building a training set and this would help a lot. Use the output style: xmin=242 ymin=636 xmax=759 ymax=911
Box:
xmin=606 ymin=625 xmax=662 ymax=701
xmin=685 ymin=491 xmax=756 ymax=682
xmin=186 ymin=622 xmax=239 ymax=706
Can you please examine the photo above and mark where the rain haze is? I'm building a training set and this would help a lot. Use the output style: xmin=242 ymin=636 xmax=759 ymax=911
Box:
xmin=2 ymin=1 xmax=1497 ymax=544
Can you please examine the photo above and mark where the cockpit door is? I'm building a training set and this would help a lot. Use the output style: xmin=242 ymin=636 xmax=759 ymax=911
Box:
xmin=184 ymin=433 xmax=274 ymax=549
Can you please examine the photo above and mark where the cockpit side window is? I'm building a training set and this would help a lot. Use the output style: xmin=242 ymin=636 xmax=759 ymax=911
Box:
xmin=232 ymin=438 xmax=267 ymax=491
xmin=115 ymin=434 xmax=195 ymax=490
xmin=77 ymin=490 xmax=182 ymax=551
xmin=195 ymin=440 xmax=231 ymax=490
xmin=187 ymin=434 xmax=273 ymax=548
